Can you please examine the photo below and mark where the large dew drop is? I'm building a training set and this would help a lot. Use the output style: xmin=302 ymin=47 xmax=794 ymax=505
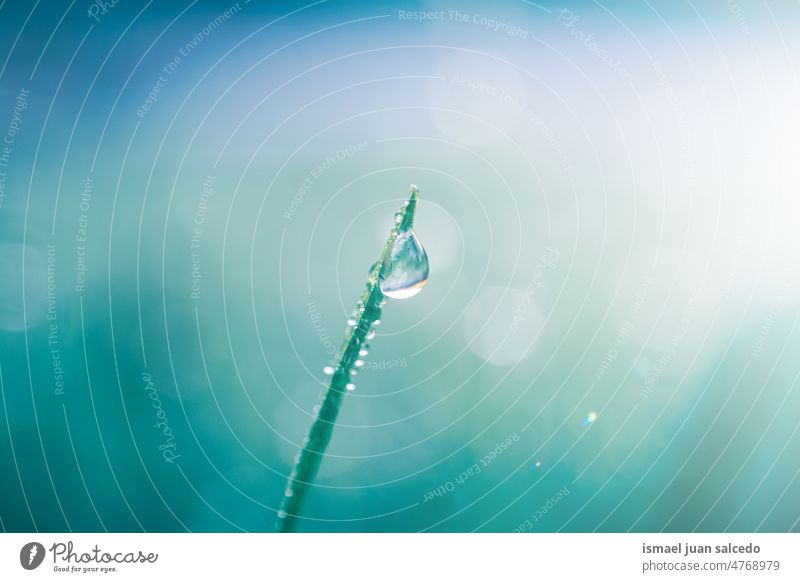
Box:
xmin=379 ymin=229 xmax=429 ymax=299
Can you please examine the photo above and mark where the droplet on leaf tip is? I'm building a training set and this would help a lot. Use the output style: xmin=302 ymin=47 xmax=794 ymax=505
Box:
xmin=379 ymin=229 xmax=429 ymax=300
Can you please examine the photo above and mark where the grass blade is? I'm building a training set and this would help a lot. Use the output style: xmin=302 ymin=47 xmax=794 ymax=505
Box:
xmin=276 ymin=185 xmax=421 ymax=532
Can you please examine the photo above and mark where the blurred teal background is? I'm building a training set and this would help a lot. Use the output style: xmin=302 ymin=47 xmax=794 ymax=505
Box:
xmin=1 ymin=0 xmax=799 ymax=532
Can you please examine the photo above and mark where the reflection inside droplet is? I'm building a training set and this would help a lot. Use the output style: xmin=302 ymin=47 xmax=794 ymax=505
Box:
xmin=379 ymin=229 xmax=430 ymax=299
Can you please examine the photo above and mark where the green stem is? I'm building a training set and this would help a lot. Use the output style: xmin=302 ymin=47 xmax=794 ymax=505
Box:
xmin=276 ymin=185 xmax=420 ymax=532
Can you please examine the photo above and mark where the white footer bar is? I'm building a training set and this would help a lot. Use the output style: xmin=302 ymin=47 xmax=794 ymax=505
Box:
xmin=1 ymin=533 xmax=797 ymax=581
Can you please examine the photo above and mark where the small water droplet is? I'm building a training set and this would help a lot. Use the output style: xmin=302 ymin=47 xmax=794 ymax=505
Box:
xmin=312 ymin=405 xmax=320 ymax=414
xmin=284 ymin=487 xmax=294 ymax=497
xmin=346 ymin=383 xmax=356 ymax=391
xmin=379 ymin=229 xmax=429 ymax=299
xmin=534 ymin=460 xmax=542 ymax=469
xmin=394 ymin=211 xmax=402 ymax=223
xmin=366 ymin=330 xmax=376 ymax=340
xmin=358 ymin=348 xmax=368 ymax=356
xmin=373 ymin=319 xmax=381 ymax=326
xmin=355 ymin=359 xmax=364 ymax=367
xmin=277 ymin=510 xmax=287 ymax=519
xmin=582 ymin=411 xmax=598 ymax=426
xmin=347 ymin=319 xmax=356 ymax=326
xmin=323 ymin=366 xmax=334 ymax=375
xmin=350 ymin=370 xmax=358 ymax=376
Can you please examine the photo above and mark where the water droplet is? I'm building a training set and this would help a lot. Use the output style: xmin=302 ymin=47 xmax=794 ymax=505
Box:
xmin=355 ymin=359 xmax=364 ymax=367
xmin=373 ymin=319 xmax=381 ymax=326
xmin=350 ymin=370 xmax=358 ymax=376
xmin=312 ymin=405 xmax=320 ymax=414
xmin=534 ymin=460 xmax=542 ymax=469
xmin=277 ymin=510 xmax=287 ymax=519
xmin=284 ymin=487 xmax=294 ymax=497
xmin=394 ymin=211 xmax=402 ymax=223
xmin=358 ymin=348 xmax=368 ymax=356
xmin=347 ymin=319 xmax=357 ymax=327
xmin=366 ymin=330 xmax=376 ymax=340
xmin=346 ymin=383 xmax=356 ymax=391
xmin=582 ymin=411 xmax=598 ymax=426
xmin=379 ymin=229 xmax=429 ymax=299
xmin=323 ymin=366 xmax=334 ymax=375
